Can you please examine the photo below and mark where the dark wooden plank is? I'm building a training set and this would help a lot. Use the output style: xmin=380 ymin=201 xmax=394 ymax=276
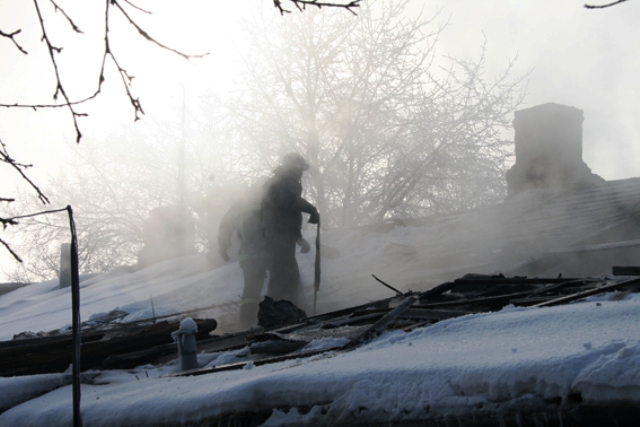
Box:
xmin=101 ymin=346 xmax=175 ymax=370
xmin=418 ymin=282 xmax=456 ymax=304
xmin=417 ymin=279 xmax=603 ymax=310
xmin=169 ymin=346 xmax=343 ymax=377
xmin=249 ymin=340 xmax=307 ymax=355
xmin=452 ymin=278 xmax=583 ymax=286
xmin=535 ymin=277 xmax=640 ymax=307
xmin=612 ymin=266 xmax=640 ymax=276
xmin=400 ymin=308 xmax=473 ymax=320
xmin=508 ymin=296 xmax=557 ymax=306
xmin=0 ymin=319 xmax=218 ymax=376
xmin=322 ymin=313 xmax=384 ymax=328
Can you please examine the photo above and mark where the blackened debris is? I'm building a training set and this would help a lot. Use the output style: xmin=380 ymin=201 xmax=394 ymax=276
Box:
xmin=257 ymin=296 xmax=307 ymax=328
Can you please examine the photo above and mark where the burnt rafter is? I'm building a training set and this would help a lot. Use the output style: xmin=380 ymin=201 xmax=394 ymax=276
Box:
xmin=0 ymin=319 xmax=218 ymax=376
xmin=167 ymin=273 xmax=639 ymax=378
xmin=3 ymin=272 xmax=639 ymax=378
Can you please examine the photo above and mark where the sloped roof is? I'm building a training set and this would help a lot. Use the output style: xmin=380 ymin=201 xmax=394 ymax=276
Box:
xmin=335 ymin=177 xmax=640 ymax=300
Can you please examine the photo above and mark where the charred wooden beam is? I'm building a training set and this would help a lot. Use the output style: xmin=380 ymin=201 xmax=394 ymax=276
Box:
xmin=322 ymin=313 xmax=384 ymax=328
xmin=0 ymin=331 xmax=106 ymax=351
xmin=169 ymin=346 xmax=343 ymax=377
xmin=418 ymin=291 xmax=521 ymax=309
xmin=191 ymin=334 xmax=249 ymax=354
xmin=417 ymin=279 xmax=602 ymax=310
xmin=371 ymin=274 xmax=404 ymax=296
xmin=101 ymin=346 xmax=175 ymax=370
xmin=452 ymin=277 xmax=584 ymax=286
xmin=535 ymin=277 xmax=640 ymax=307
xmin=419 ymin=281 xmax=456 ymax=303
xmin=400 ymin=308 xmax=472 ymax=321
xmin=0 ymin=319 xmax=218 ymax=377
xmin=508 ymin=296 xmax=558 ymax=306
xmin=612 ymin=266 xmax=640 ymax=276
xmin=450 ymin=277 xmax=598 ymax=299
xmin=249 ymin=339 xmax=308 ymax=355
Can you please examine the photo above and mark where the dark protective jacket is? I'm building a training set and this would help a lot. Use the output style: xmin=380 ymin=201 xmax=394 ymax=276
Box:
xmin=218 ymin=200 xmax=267 ymax=261
xmin=261 ymin=165 xmax=316 ymax=237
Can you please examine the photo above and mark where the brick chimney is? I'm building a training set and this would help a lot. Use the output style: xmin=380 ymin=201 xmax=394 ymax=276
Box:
xmin=506 ymin=103 xmax=604 ymax=197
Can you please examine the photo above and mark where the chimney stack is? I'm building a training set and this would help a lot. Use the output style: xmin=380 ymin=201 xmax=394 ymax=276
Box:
xmin=506 ymin=103 xmax=604 ymax=197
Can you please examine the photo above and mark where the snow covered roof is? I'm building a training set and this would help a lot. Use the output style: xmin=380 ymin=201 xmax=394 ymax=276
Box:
xmin=2 ymin=279 xmax=640 ymax=426
xmin=2 ymin=173 xmax=640 ymax=425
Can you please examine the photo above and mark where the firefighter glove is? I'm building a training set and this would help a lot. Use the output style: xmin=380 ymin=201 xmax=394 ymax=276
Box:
xmin=308 ymin=208 xmax=320 ymax=225
xmin=299 ymin=238 xmax=311 ymax=253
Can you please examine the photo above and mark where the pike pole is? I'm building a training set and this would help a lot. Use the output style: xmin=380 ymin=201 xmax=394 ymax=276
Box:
xmin=313 ymin=217 xmax=321 ymax=315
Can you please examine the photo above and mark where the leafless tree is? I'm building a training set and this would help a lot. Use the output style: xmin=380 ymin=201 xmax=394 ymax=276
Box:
xmin=0 ymin=0 xmax=359 ymax=266
xmin=228 ymin=0 xmax=526 ymax=228
xmin=2 ymin=98 xmax=243 ymax=282
xmin=2 ymin=132 xmax=175 ymax=281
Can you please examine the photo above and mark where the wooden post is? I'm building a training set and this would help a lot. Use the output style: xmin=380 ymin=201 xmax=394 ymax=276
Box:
xmin=66 ymin=206 xmax=82 ymax=427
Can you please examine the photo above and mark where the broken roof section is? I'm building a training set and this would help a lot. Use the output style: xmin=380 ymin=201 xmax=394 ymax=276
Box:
xmin=330 ymin=103 xmax=640 ymax=309
xmin=1 ymin=103 xmax=638 ymax=337
xmin=319 ymin=175 xmax=640 ymax=313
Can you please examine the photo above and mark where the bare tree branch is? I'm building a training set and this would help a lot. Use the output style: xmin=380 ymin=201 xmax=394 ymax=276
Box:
xmin=111 ymin=0 xmax=208 ymax=61
xmin=0 ymin=29 xmax=28 ymax=54
xmin=0 ymin=238 xmax=23 ymax=263
xmin=1 ymin=0 xmax=208 ymax=131
xmin=274 ymin=0 xmax=361 ymax=15
xmin=232 ymin=0 xmax=524 ymax=228
xmin=0 ymin=138 xmax=49 ymax=205
xmin=121 ymin=0 xmax=152 ymax=14
xmin=49 ymin=0 xmax=83 ymax=33
xmin=585 ymin=0 xmax=630 ymax=8
xmin=33 ymin=0 xmax=86 ymax=142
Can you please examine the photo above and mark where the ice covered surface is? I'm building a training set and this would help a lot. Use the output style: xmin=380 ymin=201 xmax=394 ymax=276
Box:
xmin=0 ymin=220 xmax=639 ymax=425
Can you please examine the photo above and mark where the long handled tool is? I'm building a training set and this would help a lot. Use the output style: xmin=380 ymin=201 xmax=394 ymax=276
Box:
xmin=313 ymin=217 xmax=321 ymax=315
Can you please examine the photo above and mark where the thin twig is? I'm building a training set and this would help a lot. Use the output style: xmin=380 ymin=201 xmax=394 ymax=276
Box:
xmin=0 ymin=138 xmax=49 ymax=204
xmin=122 ymin=0 xmax=152 ymax=14
xmin=274 ymin=0 xmax=361 ymax=15
xmin=48 ymin=0 xmax=83 ymax=33
xmin=0 ymin=99 xmax=94 ymax=109
xmin=1 ymin=208 xmax=69 ymax=263
xmin=33 ymin=0 xmax=86 ymax=142
xmin=112 ymin=0 xmax=208 ymax=61
xmin=0 ymin=238 xmax=23 ymax=262
xmin=584 ymin=0 xmax=629 ymax=8
xmin=0 ymin=29 xmax=28 ymax=54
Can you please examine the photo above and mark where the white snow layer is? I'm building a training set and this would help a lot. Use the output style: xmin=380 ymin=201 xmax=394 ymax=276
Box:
xmin=0 ymin=224 xmax=639 ymax=425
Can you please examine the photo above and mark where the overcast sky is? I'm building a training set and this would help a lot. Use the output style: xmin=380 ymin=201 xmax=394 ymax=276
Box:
xmin=2 ymin=0 xmax=638 ymax=183
xmin=1 ymin=0 xmax=639 ymax=278
xmin=424 ymin=0 xmax=640 ymax=180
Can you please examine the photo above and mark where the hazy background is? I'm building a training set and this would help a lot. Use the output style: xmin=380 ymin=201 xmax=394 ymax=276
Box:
xmin=1 ymin=0 xmax=639 ymax=281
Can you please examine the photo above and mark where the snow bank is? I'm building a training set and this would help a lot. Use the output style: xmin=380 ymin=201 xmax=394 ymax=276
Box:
xmin=0 ymin=373 xmax=70 ymax=414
